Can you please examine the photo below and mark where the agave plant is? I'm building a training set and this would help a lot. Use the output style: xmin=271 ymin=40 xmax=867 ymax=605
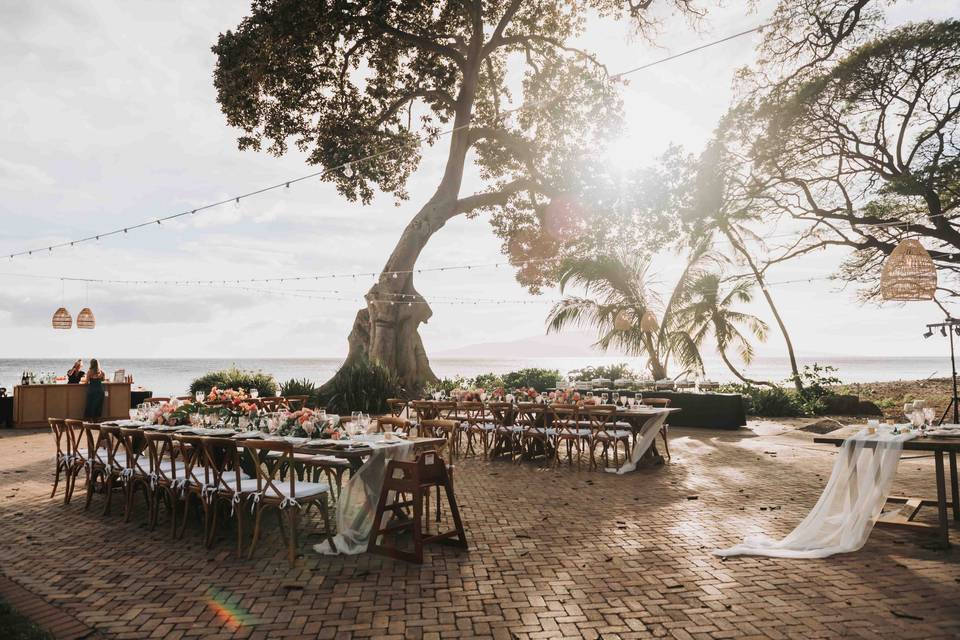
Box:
xmin=546 ymin=245 xmax=715 ymax=380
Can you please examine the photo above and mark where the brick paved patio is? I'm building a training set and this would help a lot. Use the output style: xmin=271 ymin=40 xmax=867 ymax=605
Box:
xmin=0 ymin=423 xmax=957 ymax=639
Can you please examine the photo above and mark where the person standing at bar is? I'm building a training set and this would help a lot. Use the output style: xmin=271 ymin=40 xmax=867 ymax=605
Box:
xmin=83 ymin=359 xmax=105 ymax=419
xmin=66 ymin=359 xmax=85 ymax=384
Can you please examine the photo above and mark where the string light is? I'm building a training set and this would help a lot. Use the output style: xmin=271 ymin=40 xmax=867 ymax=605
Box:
xmin=4 ymin=22 xmax=777 ymax=262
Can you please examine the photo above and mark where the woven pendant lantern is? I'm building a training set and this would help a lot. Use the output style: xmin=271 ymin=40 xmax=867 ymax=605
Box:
xmin=52 ymin=307 xmax=72 ymax=329
xmin=640 ymin=309 xmax=659 ymax=333
xmin=76 ymin=307 xmax=96 ymax=329
xmin=880 ymin=239 xmax=937 ymax=301
xmin=614 ymin=310 xmax=632 ymax=331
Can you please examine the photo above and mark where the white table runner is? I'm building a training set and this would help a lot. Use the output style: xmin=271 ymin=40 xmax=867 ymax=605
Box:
xmin=315 ymin=439 xmax=415 ymax=555
xmin=714 ymin=428 xmax=916 ymax=559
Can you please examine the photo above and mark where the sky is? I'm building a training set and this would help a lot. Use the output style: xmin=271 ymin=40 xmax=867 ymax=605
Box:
xmin=0 ymin=0 xmax=957 ymax=375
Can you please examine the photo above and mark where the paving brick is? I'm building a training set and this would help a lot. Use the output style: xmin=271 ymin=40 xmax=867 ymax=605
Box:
xmin=0 ymin=426 xmax=958 ymax=639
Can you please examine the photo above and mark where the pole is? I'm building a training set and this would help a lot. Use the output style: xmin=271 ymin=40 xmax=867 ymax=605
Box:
xmin=951 ymin=323 xmax=959 ymax=425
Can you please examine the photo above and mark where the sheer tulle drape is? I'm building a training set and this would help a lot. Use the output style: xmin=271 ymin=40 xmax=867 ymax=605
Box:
xmin=315 ymin=441 xmax=415 ymax=555
xmin=608 ymin=411 xmax=670 ymax=475
xmin=714 ymin=429 xmax=914 ymax=559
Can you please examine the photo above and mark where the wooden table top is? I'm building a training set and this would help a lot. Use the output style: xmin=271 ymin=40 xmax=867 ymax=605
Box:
xmin=291 ymin=436 xmax=447 ymax=460
xmin=814 ymin=431 xmax=960 ymax=452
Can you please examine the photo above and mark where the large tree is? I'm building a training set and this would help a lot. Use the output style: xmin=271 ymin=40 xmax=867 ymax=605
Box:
xmin=737 ymin=15 xmax=960 ymax=299
xmin=212 ymin=0 xmax=697 ymax=390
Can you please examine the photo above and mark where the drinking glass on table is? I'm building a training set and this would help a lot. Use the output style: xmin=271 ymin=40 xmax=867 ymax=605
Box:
xmin=250 ymin=388 xmax=259 ymax=399
xmin=195 ymin=391 xmax=205 ymax=404
xmin=923 ymin=407 xmax=936 ymax=427
xmin=903 ymin=403 xmax=914 ymax=421
xmin=619 ymin=395 xmax=627 ymax=407
xmin=303 ymin=419 xmax=317 ymax=438
xmin=129 ymin=409 xmax=138 ymax=421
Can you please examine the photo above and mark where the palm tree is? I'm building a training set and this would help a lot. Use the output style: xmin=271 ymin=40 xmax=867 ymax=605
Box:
xmin=678 ymin=273 xmax=773 ymax=386
xmin=546 ymin=247 xmax=712 ymax=380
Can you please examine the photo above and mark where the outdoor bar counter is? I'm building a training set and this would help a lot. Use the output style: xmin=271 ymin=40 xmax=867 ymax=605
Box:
xmin=12 ymin=382 xmax=131 ymax=427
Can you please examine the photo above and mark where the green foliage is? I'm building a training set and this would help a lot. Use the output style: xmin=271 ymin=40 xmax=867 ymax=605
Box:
xmin=320 ymin=357 xmax=401 ymax=415
xmin=424 ymin=376 xmax=471 ymax=397
xmin=0 ymin=599 xmax=54 ymax=640
xmin=188 ymin=367 xmax=277 ymax=397
xmin=719 ymin=383 xmax=804 ymax=417
xmin=280 ymin=378 xmax=319 ymax=408
xmin=472 ymin=372 xmax=505 ymax=390
xmin=502 ymin=368 xmax=561 ymax=391
xmin=567 ymin=363 xmax=636 ymax=382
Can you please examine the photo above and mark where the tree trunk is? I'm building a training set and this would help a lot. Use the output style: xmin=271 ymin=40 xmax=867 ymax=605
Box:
xmin=718 ymin=347 xmax=775 ymax=388
xmin=327 ymin=63 xmax=481 ymax=394
xmin=724 ymin=227 xmax=803 ymax=392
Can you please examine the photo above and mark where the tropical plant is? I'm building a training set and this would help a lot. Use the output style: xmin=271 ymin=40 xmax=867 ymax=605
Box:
xmin=546 ymin=246 xmax=714 ymax=380
xmin=567 ymin=363 xmax=636 ymax=382
xmin=280 ymin=378 xmax=320 ymax=408
xmin=720 ymin=383 xmax=804 ymax=417
xmin=472 ymin=372 xmax=506 ymax=390
xmin=212 ymin=0 xmax=700 ymax=391
xmin=501 ymin=368 xmax=561 ymax=391
xmin=319 ymin=357 xmax=402 ymax=415
xmin=188 ymin=367 xmax=277 ymax=397
xmin=679 ymin=273 xmax=772 ymax=386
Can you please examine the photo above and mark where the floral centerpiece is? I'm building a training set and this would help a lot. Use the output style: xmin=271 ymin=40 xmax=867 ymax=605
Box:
xmin=206 ymin=386 xmax=249 ymax=404
xmin=274 ymin=408 xmax=343 ymax=439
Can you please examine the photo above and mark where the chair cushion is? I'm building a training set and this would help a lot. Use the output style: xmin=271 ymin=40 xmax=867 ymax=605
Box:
xmin=260 ymin=480 xmax=329 ymax=500
xmin=594 ymin=430 xmax=632 ymax=439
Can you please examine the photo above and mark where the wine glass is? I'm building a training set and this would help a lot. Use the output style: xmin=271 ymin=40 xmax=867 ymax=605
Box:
xmin=903 ymin=403 xmax=914 ymax=421
xmin=250 ymin=388 xmax=259 ymax=399
xmin=195 ymin=390 xmax=206 ymax=404
xmin=923 ymin=407 xmax=936 ymax=428
xmin=128 ymin=409 xmax=138 ymax=421
xmin=238 ymin=416 xmax=250 ymax=430
xmin=303 ymin=419 xmax=317 ymax=438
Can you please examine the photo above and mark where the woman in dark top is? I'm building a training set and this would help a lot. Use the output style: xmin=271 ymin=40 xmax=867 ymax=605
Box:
xmin=83 ymin=359 xmax=106 ymax=419
xmin=67 ymin=360 xmax=85 ymax=384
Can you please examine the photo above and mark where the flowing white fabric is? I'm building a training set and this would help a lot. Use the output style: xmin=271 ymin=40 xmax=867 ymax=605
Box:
xmin=607 ymin=410 xmax=670 ymax=474
xmin=314 ymin=439 xmax=415 ymax=555
xmin=713 ymin=428 xmax=916 ymax=559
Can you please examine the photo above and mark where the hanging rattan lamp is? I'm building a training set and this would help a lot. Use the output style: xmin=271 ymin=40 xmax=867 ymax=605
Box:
xmin=880 ymin=239 xmax=937 ymax=301
xmin=76 ymin=307 xmax=96 ymax=329
xmin=640 ymin=309 xmax=659 ymax=333
xmin=52 ymin=307 xmax=72 ymax=329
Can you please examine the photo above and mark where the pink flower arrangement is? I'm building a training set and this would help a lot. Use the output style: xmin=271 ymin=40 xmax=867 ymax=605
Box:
xmin=206 ymin=387 xmax=248 ymax=404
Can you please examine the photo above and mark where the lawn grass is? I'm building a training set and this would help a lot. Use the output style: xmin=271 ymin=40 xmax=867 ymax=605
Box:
xmin=0 ymin=598 xmax=53 ymax=640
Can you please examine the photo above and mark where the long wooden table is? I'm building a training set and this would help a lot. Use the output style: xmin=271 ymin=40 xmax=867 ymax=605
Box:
xmin=814 ymin=432 xmax=960 ymax=547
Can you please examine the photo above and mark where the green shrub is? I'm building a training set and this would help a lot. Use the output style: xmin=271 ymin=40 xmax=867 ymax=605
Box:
xmin=319 ymin=357 xmax=401 ymax=415
xmin=424 ymin=376 xmax=470 ymax=396
xmin=280 ymin=378 xmax=319 ymax=407
xmin=0 ymin=598 xmax=54 ymax=640
xmin=567 ymin=363 xmax=636 ymax=382
xmin=189 ymin=367 xmax=277 ymax=397
xmin=719 ymin=383 xmax=804 ymax=417
xmin=471 ymin=372 xmax=505 ymax=390
xmin=502 ymin=368 xmax=561 ymax=391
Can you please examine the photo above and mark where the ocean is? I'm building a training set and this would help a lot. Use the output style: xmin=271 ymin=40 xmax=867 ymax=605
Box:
xmin=0 ymin=355 xmax=955 ymax=396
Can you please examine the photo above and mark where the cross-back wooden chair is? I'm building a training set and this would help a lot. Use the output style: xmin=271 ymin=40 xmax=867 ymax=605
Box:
xmin=62 ymin=419 xmax=88 ymax=504
xmin=457 ymin=402 xmax=492 ymax=458
xmin=84 ymin=424 xmax=125 ymax=515
xmin=549 ymin=404 xmax=588 ymax=469
xmin=118 ymin=427 xmax=154 ymax=523
xmin=486 ymin=402 xmax=518 ymax=460
xmin=144 ymin=432 xmax=186 ymax=537
xmin=240 ymin=440 xmax=334 ymax=566
xmin=48 ymin=418 xmax=69 ymax=501
xmin=283 ymin=395 xmax=310 ymax=410
xmin=259 ymin=397 xmax=288 ymax=412
xmin=583 ymin=405 xmax=630 ymax=470
xmin=386 ymin=398 xmax=408 ymax=417
xmin=199 ymin=437 xmax=254 ymax=556
xmin=376 ymin=416 xmax=413 ymax=436
xmin=173 ymin=434 xmax=211 ymax=540
xmin=516 ymin=403 xmax=550 ymax=463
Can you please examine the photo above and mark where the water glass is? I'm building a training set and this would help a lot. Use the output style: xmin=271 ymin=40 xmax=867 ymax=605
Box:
xmin=923 ymin=407 xmax=936 ymax=426
xmin=250 ymin=388 xmax=259 ymax=399
xmin=195 ymin=391 xmax=206 ymax=404
xmin=128 ymin=409 xmax=138 ymax=421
